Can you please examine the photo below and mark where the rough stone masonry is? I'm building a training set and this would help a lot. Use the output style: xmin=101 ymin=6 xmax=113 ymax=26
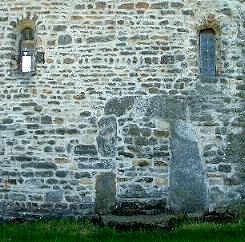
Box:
xmin=0 ymin=0 xmax=244 ymax=219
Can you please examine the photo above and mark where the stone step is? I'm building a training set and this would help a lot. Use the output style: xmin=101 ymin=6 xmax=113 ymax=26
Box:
xmin=101 ymin=213 xmax=178 ymax=230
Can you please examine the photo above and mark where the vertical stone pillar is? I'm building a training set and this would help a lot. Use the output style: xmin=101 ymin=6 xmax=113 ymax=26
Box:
xmin=169 ymin=121 xmax=207 ymax=213
xmin=95 ymin=172 xmax=116 ymax=214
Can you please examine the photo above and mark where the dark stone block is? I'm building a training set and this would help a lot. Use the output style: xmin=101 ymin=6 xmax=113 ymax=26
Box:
xmin=160 ymin=55 xmax=174 ymax=64
xmin=21 ymin=162 xmax=57 ymax=169
xmin=224 ymin=132 xmax=245 ymax=163
xmin=169 ymin=121 xmax=207 ymax=213
xmin=14 ymin=130 xmax=27 ymax=136
xmin=151 ymin=2 xmax=168 ymax=9
xmin=171 ymin=2 xmax=184 ymax=8
xmin=123 ymin=184 xmax=147 ymax=198
xmin=44 ymin=146 xmax=53 ymax=152
xmin=2 ymin=118 xmax=13 ymax=124
xmin=86 ymin=35 xmax=115 ymax=44
xmin=55 ymin=171 xmax=68 ymax=178
xmin=218 ymin=164 xmax=232 ymax=173
xmin=56 ymin=128 xmax=66 ymax=135
xmin=182 ymin=10 xmax=194 ymax=16
xmin=118 ymin=151 xmax=134 ymax=158
xmin=65 ymin=195 xmax=80 ymax=203
xmin=35 ymin=171 xmax=54 ymax=177
xmin=66 ymin=128 xmax=79 ymax=135
xmin=96 ymin=116 xmax=117 ymax=157
xmin=135 ymin=137 xmax=148 ymax=146
xmin=11 ymin=156 xmax=32 ymax=162
xmin=75 ymin=4 xmax=85 ymax=9
xmin=41 ymin=115 xmax=52 ymax=124
xmin=128 ymin=124 xmax=140 ymax=136
xmin=74 ymin=172 xmax=91 ymax=179
xmin=58 ymin=34 xmax=72 ymax=45
xmin=80 ymin=111 xmax=91 ymax=117
xmin=74 ymin=145 xmax=97 ymax=156
xmin=26 ymin=124 xmax=40 ymax=129
xmin=53 ymin=25 xmax=67 ymax=31
xmin=159 ymin=20 xmax=169 ymax=26
xmin=0 ymin=125 xmax=7 ymax=131
xmin=45 ymin=190 xmax=63 ymax=202
xmin=105 ymin=96 xmax=135 ymax=116
xmin=95 ymin=172 xmax=116 ymax=215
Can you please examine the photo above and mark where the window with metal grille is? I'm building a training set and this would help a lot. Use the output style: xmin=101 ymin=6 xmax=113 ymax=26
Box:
xmin=19 ymin=28 xmax=36 ymax=73
xmin=199 ymin=29 xmax=216 ymax=76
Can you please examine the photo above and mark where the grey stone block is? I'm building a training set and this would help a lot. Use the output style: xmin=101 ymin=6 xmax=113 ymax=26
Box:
xmin=45 ymin=190 xmax=64 ymax=203
xmin=58 ymin=34 xmax=72 ymax=45
xmin=95 ymin=172 xmax=116 ymax=215
xmin=74 ymin=145 xmax=97 ymax=156
xmin=105 ymin=96 xmax=135 ymax=117
xmin=97 ymin=116 xmax=117 ymax=157
xmin=169 ymin=121 xmax=207 ymax=213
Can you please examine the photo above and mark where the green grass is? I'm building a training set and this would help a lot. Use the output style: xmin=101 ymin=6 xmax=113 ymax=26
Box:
xmin=0 ymin=219 xmax=244 ymax=242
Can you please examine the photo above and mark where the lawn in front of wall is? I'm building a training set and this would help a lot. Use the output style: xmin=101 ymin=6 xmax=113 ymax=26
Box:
xmin=0 ymin=219 xmax=244 ymax=242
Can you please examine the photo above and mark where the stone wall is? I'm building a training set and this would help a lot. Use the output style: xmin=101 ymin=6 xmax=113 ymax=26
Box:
xmin=0 ymin=0 xmax=244 ymax=219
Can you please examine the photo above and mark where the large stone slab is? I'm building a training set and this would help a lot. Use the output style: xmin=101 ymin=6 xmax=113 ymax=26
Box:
xmin=96 ymin=116 xmax=117 ymax=157
xmin=145 ymin=96 xmax=187 ymax=121
xmin=169 ymin=121 xmax=207 ymax=213
xmin=95 ymin=172 xmax=116 ymax=215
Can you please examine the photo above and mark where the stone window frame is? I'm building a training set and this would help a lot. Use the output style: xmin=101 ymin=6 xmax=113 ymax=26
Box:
xmin=196 ymin=14 xmax=222 ymax=82
xmin=199 ymin=28 xmax=216 ymax=77
xmin=16 ymin=19 xmax=37 ymax=76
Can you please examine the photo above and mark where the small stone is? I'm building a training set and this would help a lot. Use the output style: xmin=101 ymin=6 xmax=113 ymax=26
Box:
xmin=118 ymin=3 xmax=134 ymax=10
xmin=55 ymin=171 xmax=68 ymax=178
xmin=218 ymin=164 xmax=232 ymax=173
xmin=58 ymin=34 xmax=72 ymax=45
xmin=135 ymin=2 xmax=149 ymax=9
xmin=74 ymin=145 xmax=97 ymax=156
xmin=133 ymin=159 xmax=151 ymax=167
xmin=153 ymin=130 xmax=170 ymax=138
xmin=86 ymin=35 xmax=115 ymax=44
xmin=41 ymin=115 xmax=52 ymax=124
xmin=151 ymin=2 xmax=168 ymax=9
xmin=53 ymin=25 xmax=67 ymax=31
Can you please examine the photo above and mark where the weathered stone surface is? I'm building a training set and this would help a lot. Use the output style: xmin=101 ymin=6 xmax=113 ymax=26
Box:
xmin=169 ymin=121 xmax=207 ymax=213
xmin=45 ymin=190 xmax=64 ymax=203
xmin=114 ymin=199 xmax=167 ymax=215
xmin=74 ymin=145 xmax=97 ymax=156
xmin=86 ymin=35 xmax=115 ymax=44
xmin=145 ymin=96 xmax=187 ymax=120
xmin=122 ymin=184 xmax=147 ymax=198
xmin=58 ymin=34 xmax=72 ymax=45
xmin=97 ymin=116 xmax=117 ymax=157
xmin=105 ymin=96 xmax=135 ymax=116
xmin=224 ymin=132 xmax=245 ymax=163
xmin=95 ymin=172 xmax=116 ymax=214
xmin=21 ymin=162 xmax=57 ymax=169
xmin=0 ymin=0 xmax=243 ymax=220
xmin=41 ymin=115 xmax=52 ymax=124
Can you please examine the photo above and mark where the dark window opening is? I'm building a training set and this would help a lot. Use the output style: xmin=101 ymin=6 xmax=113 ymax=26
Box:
xmin=199 ymin=29 xmax=216 ymax=76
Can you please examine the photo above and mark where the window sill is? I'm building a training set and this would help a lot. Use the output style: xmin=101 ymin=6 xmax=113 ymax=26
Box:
xmin=199 ymin=75 xmax=218 ymax=83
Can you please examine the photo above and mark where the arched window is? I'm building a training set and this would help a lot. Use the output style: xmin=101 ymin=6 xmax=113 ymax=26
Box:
xmin=19 ymin=27 xmax=36 ymax=73
xmin=199 ymin=29 xmax=216 ymax=76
